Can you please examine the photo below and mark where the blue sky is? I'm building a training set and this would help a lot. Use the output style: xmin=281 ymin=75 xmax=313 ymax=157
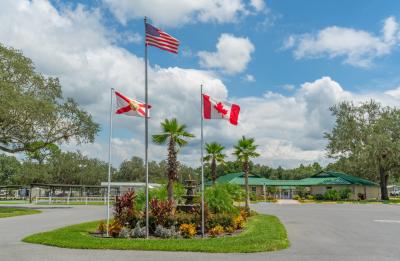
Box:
xmin=50 ymin=0 xmax=400 ymax=97
xmin=3 ymin=0 xmax=400 ymax=168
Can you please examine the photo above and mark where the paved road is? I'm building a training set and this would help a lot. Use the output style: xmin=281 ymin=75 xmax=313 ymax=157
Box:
xmin=0 ymin=203 xmax=399 ymax=261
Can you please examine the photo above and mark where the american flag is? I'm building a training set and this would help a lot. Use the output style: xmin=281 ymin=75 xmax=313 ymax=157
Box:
xmin=145 ymin=23 xmax=179 ymax=54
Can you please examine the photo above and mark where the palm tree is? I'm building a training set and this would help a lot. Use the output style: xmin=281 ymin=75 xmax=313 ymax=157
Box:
xmin=152 ymin=118 xmax=195 ymax=201
xmin=204 ymin=142 xmax=225 ymax=185
xmin=233 ymin=136 xmax=260 ymax=211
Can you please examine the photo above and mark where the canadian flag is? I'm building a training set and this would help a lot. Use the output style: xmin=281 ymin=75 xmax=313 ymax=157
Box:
xmin=115 ymin=91 xmax=151 ymax=118
xmin=202 ymin=94 xmax=240 ymax=125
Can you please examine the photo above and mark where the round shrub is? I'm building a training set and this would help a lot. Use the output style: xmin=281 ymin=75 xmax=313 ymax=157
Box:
xmin=206 ymin=213 xmax=235 ymax=230
xmin=179 ymin=223 xmax=196 ymax=238
xmin=234 ymin=215 xmax=245 ymax=229
xmin=154 ymin=225 xmax=179 ymax=239
xmin=209 ymin=225 xmax=224 ymax=238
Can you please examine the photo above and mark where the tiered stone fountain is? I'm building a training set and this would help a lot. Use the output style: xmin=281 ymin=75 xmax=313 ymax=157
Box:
xmin=177 ymin=175 xmax=199 ymax=212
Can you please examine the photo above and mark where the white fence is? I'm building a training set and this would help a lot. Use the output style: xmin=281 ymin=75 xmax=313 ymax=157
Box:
xmin=34 ymin=196 xmax=115 ymax=205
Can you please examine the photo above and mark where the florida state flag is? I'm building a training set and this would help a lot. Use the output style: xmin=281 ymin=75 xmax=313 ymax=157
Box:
xmin=202 ymin=94 xmax=240 ymax=125
xmin=115 ymin=91 xmax=151 ymax=118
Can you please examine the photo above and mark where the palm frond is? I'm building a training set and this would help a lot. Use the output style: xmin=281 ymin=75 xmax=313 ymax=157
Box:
xmin=152 ymin=134 xmax=169 ymax=144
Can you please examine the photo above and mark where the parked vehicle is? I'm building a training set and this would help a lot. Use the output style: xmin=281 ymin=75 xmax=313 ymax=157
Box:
xmin=390 ymin=190 xmax=400 ymax=197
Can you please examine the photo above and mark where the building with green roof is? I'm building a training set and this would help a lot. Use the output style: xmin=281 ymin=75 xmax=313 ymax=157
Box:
xmin=213 ymin=171 xmax=380 ymax=200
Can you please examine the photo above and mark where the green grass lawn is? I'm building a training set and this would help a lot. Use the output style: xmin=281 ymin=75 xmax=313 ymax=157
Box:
xmin=0 ymin=200 xmax=30 ymax=204
xmin=23 ymin=214 xmax=289 ymax=253
xmin=0 ymin=207 xmax=41 ymax=218
xmin=36 ymin=201 xmax=107 ymax=206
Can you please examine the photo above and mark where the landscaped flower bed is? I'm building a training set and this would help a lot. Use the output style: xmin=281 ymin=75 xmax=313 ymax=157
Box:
xmin=96 ymin=184 xmax=252 ymax=239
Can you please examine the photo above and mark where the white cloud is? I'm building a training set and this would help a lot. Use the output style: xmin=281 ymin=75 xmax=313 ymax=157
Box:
xmin=281 ymin=84 xmax=295 ymax=91
xmin=250 ymin=0 xmax=265 ymax=12
xmin=198 ymin=33 xmax=255 ymax=74
xmin=243 ymin=74 xmax=255 ymax=82
xmin=4 ymin=1 xmax=400 ymax=169
xmin=285 ymin=16 xmax=400 ymax=68
xmin=0 ymin=0 xmax=227 ymax=167
xmin=103 ymin=0 xmax=255 ymax=27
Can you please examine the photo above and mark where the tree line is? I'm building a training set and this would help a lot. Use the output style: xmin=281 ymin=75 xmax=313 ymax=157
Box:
xmin=2 ymin=43 xmax=400 ymax=200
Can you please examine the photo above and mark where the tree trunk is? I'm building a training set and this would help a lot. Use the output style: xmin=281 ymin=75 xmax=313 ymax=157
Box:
xmin=167 ymin=138 xmax=177 ymax=201
xmin=167 ymin=178 xmax=174 ymax=202
xmin=379 ymin=166 xmax=389 ymax=200
xmin=244 ymin=161 xmax=250 ymax=211
xmin=211 ymin=158 xmax=216 ymax=185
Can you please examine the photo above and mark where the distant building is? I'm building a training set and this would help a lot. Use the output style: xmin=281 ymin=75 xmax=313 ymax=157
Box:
xmin=213 ymin=171 xmax=380 ymax=200
xmin=100 ymin=182 xmax=162 ymax=195
xmin=387 ymin=185 xmax=400 ymax=196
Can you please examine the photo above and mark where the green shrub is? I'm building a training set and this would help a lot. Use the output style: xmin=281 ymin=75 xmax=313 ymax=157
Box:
xmin=324 ymin=190 xmax=340 ymax=201
xmin=206 ymin=213 xmax=235 ymax=230
xmin=135 ymin=183 xmax=185 ymax=211
xmin=175 ymin=211 xmax=199 ymax=226
xmin=205 ymin=184 xmax=238 ymax=214
xmin=250 ymin=192 xmax=257 ymax=201
xmin=306 ymin=195 xmax=315 ymax=200
xmin=296 ymin=187 xmax=307 ymax=198
xmin=339 ymin=188 xmax=352 ymax=200
xmin=315 ymin=194 xmax=324 ymax=200
xmin=222 ymin=184 xmax=245 ymax=201
xmin=293 ymin=195 xmax=301 ymax=200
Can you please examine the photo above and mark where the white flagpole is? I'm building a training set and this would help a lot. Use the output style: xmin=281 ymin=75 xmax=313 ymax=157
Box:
xmin=200 ymin=84 xmax=205 ymax=237
xmin=106 ymin=87 xmax=114 ymax=237
xmin=144 ymin=16 xmax=149 ymax=239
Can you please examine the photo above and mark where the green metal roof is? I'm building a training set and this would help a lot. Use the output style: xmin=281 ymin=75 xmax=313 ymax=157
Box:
xmin=214 ymin=172 xmax=244 ymax=184
xmin=212 ymin=170 xmax=378 ymax=187
xmin=214 ymin=172 xmax=268 ymax=186
xmin=310 ymin=171 xmax=378 ymax=186
xmin=229 ymin=177 xmax=269 ymax=186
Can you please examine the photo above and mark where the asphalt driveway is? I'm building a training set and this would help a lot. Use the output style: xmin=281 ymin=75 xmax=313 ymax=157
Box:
xmin=0 ymin=203 xmax=399 ymax=261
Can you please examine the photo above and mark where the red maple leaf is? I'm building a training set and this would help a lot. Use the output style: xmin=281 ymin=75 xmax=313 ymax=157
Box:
xmin=214 ymin=102 xmax=228 ymax=116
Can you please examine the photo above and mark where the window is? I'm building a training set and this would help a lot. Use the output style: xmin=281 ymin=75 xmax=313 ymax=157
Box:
xmin=252 ymin=186 xmax=257 ymax=193
xmin=326 ymin=186 xmax=332 ymax=190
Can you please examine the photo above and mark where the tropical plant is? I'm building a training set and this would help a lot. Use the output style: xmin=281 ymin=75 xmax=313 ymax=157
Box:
xmin=221 ymin=183 xmax=245 ymax=202
xmin=209 ymin=225 xmax=224 ymax=237
xmin=97 ymin=221 xmax=106 ymax=235
xmin=234 ymin=215 xmax=245 ymax=229
xmin=179 ymin=223 xmax=197 ymax=238
xmin=114 ymin=191 xmax=138 ymax=226
xmin=205 ymin=184 xmax=237 ymax=214
xmin=204 ymin=142 xmax=225 ymax=184
xmin=149 ymin=198 xmax=174 ymax=227
xmin=152 ymin=118 xmax=195 ymax=201
xmin=233 ymin=136 xmax=260 ymax=210
xmin=108 ymin=220 xmax=122 ymax=238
